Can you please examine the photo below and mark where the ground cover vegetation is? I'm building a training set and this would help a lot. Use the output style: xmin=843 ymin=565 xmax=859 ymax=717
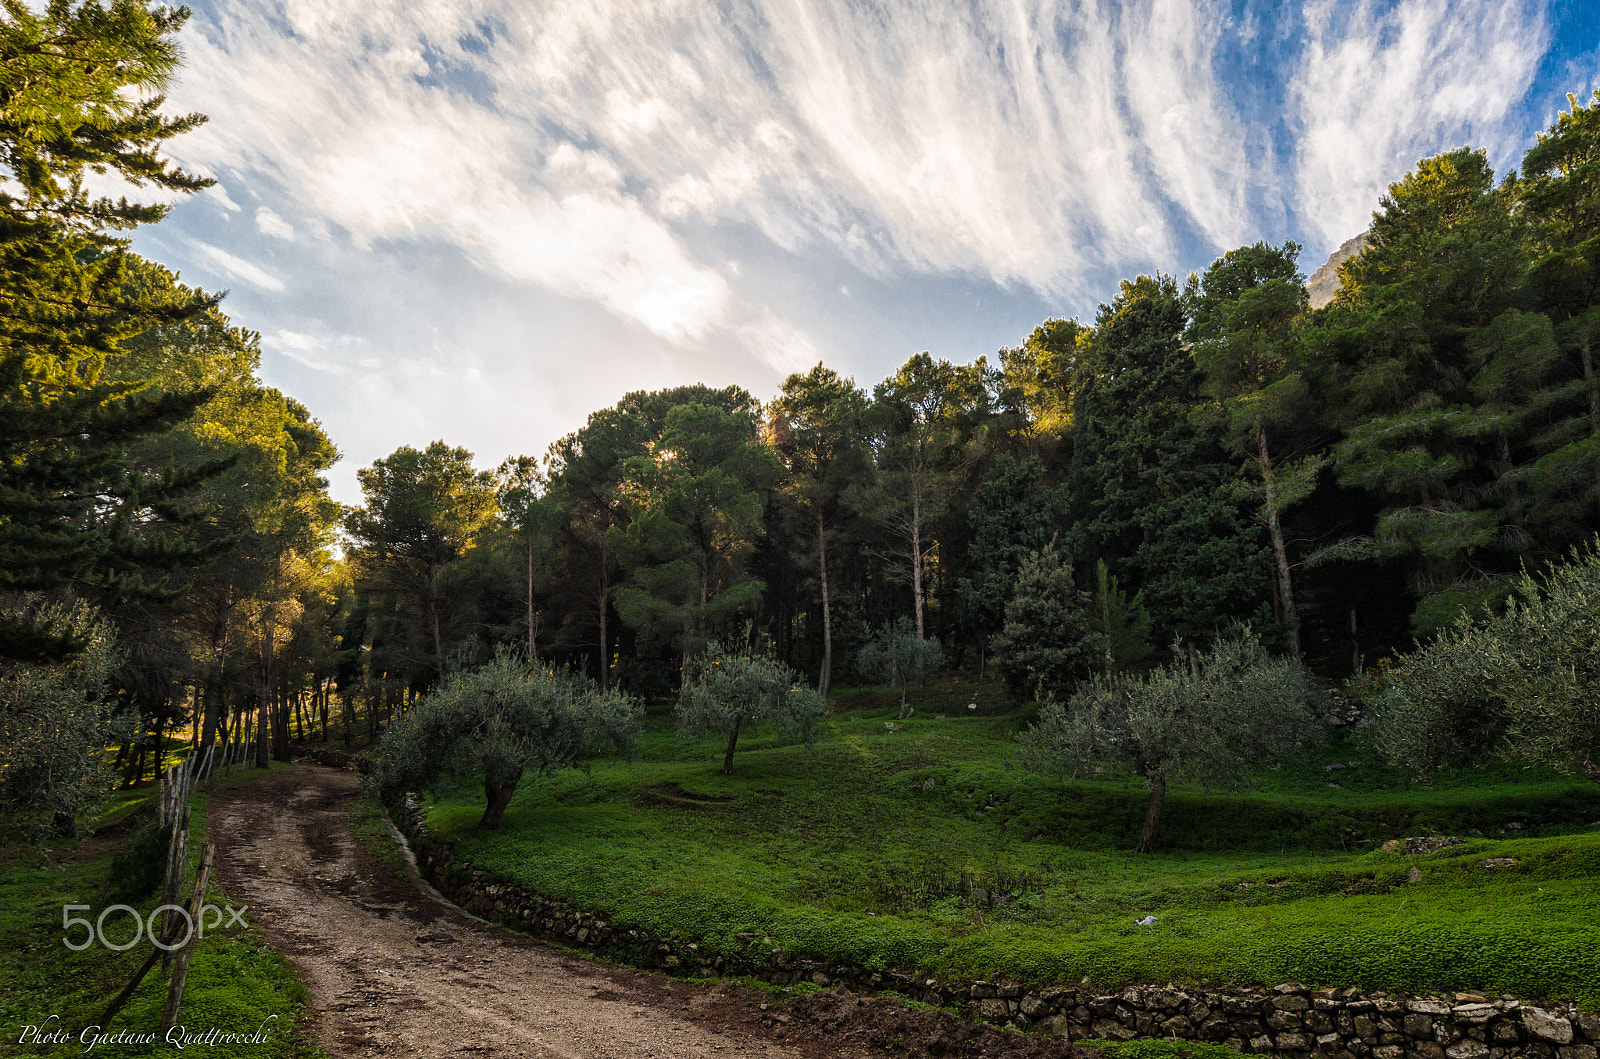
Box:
xmin=409 ymin=682 xmax=1600 ymax=1005
xmin=0 ymin=768 xmax=326 ymax=1056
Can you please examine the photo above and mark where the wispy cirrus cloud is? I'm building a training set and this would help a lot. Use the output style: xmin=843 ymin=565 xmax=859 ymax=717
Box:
xmin=1290 ymin=0 xmax=1549 ymax=249
xmin=156 ymin=0 xmax=1564 ymax=502
xmin=169 ymin=0 xmax=1297 ymax=342
xmin=183 ymin=236 xmax=286 ymax=293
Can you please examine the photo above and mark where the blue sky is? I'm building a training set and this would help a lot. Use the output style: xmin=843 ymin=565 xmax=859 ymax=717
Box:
xmin=138 ymin=0 xmax=1600 ymax=504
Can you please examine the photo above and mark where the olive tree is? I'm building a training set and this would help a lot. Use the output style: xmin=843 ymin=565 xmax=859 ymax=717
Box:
xmin=375 ymin=654 xmax=639 ymax=830
xmin=855 ymin=617 xmax=945 ymax=719
xmin=1377 ymin=541 xmax=1600 ymax=785
xmin=677 ymin=643 xmax=825 ymax=774
xmin=1019 ymin=629 xmax=1319 ymax=852
xmin=0 ymin=600 xmax=133 ymax=837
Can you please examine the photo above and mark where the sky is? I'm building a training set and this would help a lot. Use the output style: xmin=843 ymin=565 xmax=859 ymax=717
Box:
xmin=137 ymin=0 xmax=1600 ymax=505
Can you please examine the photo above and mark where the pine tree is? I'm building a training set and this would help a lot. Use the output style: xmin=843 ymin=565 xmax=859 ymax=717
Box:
xmin=1066 ymin=274 xmax=1271 ymax=648
xmin=1 ymin=0 xmax=216 ymax=660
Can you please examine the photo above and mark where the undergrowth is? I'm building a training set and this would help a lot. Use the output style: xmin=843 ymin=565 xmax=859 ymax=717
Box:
xmin=411 ymin=678 xmax=1600 ymax=1006
xmin=0 ymin=763 xmax=327 ymax=1057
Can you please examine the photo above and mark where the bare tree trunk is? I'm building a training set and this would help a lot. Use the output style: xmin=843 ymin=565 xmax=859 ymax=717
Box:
xmin=910 ymin=489 xmax=925 ymax=639
xmin=1583 ymin=342 xmax=1599 ymax=524
xmin=1350 ymin=606 xmax=1360 ymax=674
xmin=597 ymin=550 xmax=611 ymax=692
xmin=722 ymin=714 xmax=743 ymax=774
xmin=258 ymin=605 xmax=276 ymax=766
xmin=817 ymin=512 xmax=832 ymax=700
xmin=1258 ymin=430 xmax=1302 ymax=660
xmin=430 ymin=591 xmax=445 ymax=678
xmin=1583 ymin=341 xmax=1598 ymax=433
xmin=527 ymin=533 xmax=537 ymax=661
xmin=1135 ymin=772 xmax=1166 ymax=854
xmin=199 ymin=598 xmax=231 ymax=775
xmin=480 ymin=775 xmax=521 ymax=831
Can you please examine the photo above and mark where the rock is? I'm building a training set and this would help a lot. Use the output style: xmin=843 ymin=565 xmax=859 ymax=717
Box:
xmin=1382 ymin=836 xmax=1465 ymax=855
xmin=1307 ymin=232 xmax=1368 ymax=309
xmin=1275 ymin=1032 xmax=1311 ymax=1051
xmin=1453 ymin=1004 xmax=1498 ymax=1024
xmin=1479 ymin=858 xmax=1519 ymax=871
xmin=1160 ymin=1015 xmax=1194 ymax=1036
xmin=1036 ymin=1015 xmax=1074 ymax=1037
xmin=1146 ymin=987 xmax=1186 ymax=1010
xmin=1019 ymin=994 xmax=1050 ymax=1018
xmin=1447 ymin=1041 xmax=1490 ymax=1059
xmin=1492 ymin=1023 xmax=1524 ymax=1044
xmin=1406 ymin=1014 xmax=1436 ymax=1038
xmin=1092 ymin=1019 xmax=1137 ymax=1041
xmin=1559 ymin=1047 xmax=1598 ymax=1059
xmin=1525 ymin=1008 xmax=1576 ymax=1045
xmin=976 ymin=998 xmax=1009 ymax=1020
xmin=1274 ymin=995 xmax=1312 ymax=1012
xmin=1269 ymin=1012 xmax=1306 ymax=1033
xmin=1410 ymin=1000 xmax=1452 ymax=1016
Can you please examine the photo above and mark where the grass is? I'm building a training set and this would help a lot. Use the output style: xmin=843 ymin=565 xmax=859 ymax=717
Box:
xmin=413 ymin=677 xmax=1600 ymax=1007
xmin=0 ymin=763 xmax=327 ymax=1057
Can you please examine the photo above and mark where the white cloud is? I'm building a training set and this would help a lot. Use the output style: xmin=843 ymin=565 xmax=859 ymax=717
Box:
xmin=738 ymin=312 xmax=824 ymax=377
xmin=1290 ymin=0 xmax=1549 ymax=250
xmin=204 ymin=183 xmax=241 ymax=213
xmin=162 ymin=0 xmax=1555 ymax=369
xmin=167 ymin=0 xmax=1303 ymax=330
xmin=266 ymin=329 xmax=344 ymax=373
xmin=183 ymin=237 xmax=287 ymax=293
xmin=255 ymin=207 xmax=294 ymax=239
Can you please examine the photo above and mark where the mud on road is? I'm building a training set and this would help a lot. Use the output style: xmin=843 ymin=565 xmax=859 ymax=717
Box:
xmin=208 ymin=764 xmax=1089 ymax=1059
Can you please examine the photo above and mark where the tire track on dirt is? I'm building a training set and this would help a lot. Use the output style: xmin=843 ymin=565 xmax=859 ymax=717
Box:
xmin=207 ymin=764 xmax=840 ymax=1058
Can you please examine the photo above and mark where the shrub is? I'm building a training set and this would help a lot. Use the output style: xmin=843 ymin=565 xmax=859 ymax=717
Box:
xmin=678 ymin=642 xmax=825 ymax=773
xmin=0 ymin=600 xmax=132 ymax=837
xmin=1377 ymin=539 xmax=1600 ymax=784
xmin=989 ymin=548 xmax=1104 ymax=700
xmin=375 ymin=654 xmax=640 ymax=830
xmin=855 ymin=617 xmax=944 ymax=718
xmin=1018 ymin=629 xmax=1321 ymax=852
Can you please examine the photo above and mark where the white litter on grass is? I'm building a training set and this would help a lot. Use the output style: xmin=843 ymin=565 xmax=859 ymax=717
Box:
xmin=1134 ymin=915 xmax=1157 ymax=925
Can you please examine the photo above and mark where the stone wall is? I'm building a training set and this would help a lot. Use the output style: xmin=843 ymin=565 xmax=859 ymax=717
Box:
xmin=393 ymin=798 xmax=1595 ymax=1058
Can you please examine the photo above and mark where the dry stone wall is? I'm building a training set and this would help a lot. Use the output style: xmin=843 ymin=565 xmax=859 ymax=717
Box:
xmin=394 ymin=798 xmax=1594 ymax=1058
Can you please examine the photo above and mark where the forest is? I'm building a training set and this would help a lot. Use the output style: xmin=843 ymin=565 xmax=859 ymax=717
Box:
xmin=4 ymin=0 xmax=1600 ymax=838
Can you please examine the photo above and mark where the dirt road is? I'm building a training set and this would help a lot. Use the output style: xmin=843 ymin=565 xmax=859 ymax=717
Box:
xmin=208 ymin=764 xmax=1081 ymax=1059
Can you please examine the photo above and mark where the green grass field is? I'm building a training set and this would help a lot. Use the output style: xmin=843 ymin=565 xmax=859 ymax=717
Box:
xmin=0 ymin=764 xmax=326 ymax=1057
xmin=414 ymin=678 xmax=1600 ymax=1007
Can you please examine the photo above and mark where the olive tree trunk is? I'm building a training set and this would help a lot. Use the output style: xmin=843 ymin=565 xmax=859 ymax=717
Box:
xmin=480 ymin=774 xmax=521 ymax=831
xmin=1135 ymin=772 xmax=1167 ymax=854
